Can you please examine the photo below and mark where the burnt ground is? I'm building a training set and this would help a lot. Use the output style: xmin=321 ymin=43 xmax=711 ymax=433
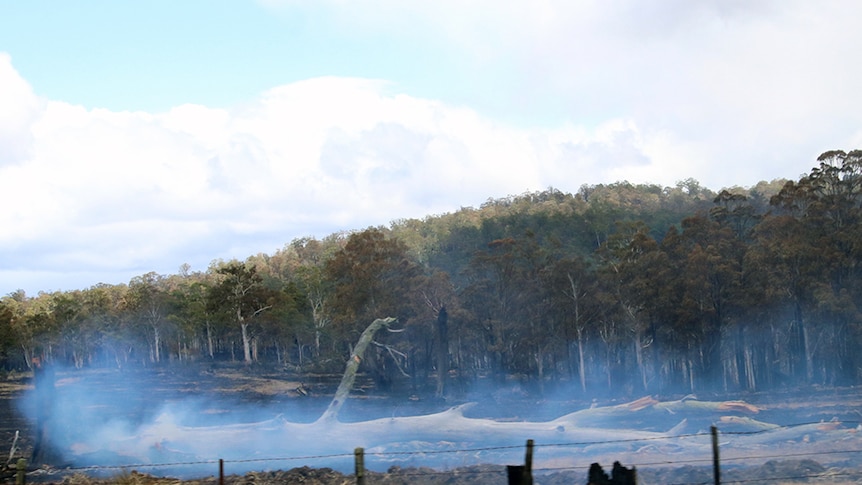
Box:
xmin=1 ymin=364 xmax=862 ymax=484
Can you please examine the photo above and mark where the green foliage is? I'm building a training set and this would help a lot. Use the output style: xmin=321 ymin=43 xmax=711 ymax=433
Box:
xmin=7 ymin=153 xmax=862 ymax=396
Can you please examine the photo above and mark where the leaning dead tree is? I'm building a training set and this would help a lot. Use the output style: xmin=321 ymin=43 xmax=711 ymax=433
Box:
xmin=318 ymin=317 xmax=398 ymax=422
xmin=50 ymin=317 xmax=862 ymax=473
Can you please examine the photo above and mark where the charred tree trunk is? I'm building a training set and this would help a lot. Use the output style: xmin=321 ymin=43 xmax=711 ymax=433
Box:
xmin=791 ymin=299 xmax=810 ymax=382
xmin=576 ymin=329 xmax=587 ymax=392
xmin=587 ymin=461 xmax=637 ymax=485
xmin=435 ymin=307 xmax=449 ymax=398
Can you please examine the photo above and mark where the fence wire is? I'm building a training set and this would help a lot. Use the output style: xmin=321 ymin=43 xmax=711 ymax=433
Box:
xmin=45 ymin=423 xmax=862 ymax=484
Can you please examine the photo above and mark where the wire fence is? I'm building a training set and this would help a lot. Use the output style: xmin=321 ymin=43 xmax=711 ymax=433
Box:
xmin=21 ymin=422 xmax=862 ymax=484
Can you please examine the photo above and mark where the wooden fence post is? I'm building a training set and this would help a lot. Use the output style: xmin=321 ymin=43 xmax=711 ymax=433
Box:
xmin=355 ymin=447 xmax=365 ymax=485
xmin=507 ymin=465 xmax=527 ymax=485
xmin=507 ymin=439 xmax=535 ymax=485
xmin=15 ymin=458 xmax=26 ymax=485
xmin=711 ymin=426 xmax=720 ymax=485
xmin=219 ymin=458 xmax=224 ymax=485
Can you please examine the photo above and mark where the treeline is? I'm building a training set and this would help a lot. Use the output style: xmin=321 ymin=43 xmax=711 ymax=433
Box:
xmin=2 ymin=150 xmax=861 ymax=397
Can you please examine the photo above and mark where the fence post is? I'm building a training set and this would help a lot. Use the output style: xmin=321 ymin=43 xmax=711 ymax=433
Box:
xmin=507 ymin=440 xmax=535 ymax=485
xmin=711 ymin=425 xmax=720 ymax=485
xmin=219 ymin=458 xmax=224 ymax=485
xmin=15 ymin=458 xmax=25 ymax=485
xmin=355 ymin=447 xmax=365 ymax=485
xmin=507 ymin=465 xmax=527 ymax=485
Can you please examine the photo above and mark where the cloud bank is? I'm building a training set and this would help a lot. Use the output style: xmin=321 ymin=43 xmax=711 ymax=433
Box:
xmin=260 ymin=0 xmax=862 ymax=183
xmin=3 ymin=0 xmax=862 ymax=294
xmin=0 ymin=56 xmax=667 ymax=294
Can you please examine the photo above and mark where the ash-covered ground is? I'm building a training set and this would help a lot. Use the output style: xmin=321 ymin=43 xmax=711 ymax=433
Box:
xmin=3 ymin=364 xmax=862 ymax=484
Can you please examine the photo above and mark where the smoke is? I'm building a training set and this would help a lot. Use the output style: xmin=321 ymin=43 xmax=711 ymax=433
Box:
xmin=18 ymin=366 xmax=322 ymax=474
xmin=18 ymin=364 xmax=502 ymax=476
xmin=16 ymin=361 xmax=862 ymax=479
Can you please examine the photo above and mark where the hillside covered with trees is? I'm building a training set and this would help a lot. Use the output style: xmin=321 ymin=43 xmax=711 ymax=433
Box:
xmin=2 ymin=150 xmax=861 ymax=397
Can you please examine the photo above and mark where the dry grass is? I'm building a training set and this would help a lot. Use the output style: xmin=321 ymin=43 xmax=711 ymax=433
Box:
xmin=210 ymin=370 xmax=304 ymax=397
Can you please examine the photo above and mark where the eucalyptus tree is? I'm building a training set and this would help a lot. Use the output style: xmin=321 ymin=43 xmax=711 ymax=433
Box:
xmin=325 ymin=228 xmax=420 ymax=336
xmin=459 ymin=230 xmax=556 ymax=386
xmin=5 ymin=291 xmax=60 ymax=367
xmin=807 ymin=150 xmax=862 ymax=231
xmin=673 ymin=215 xmax=746 ymax=389
xmin=50 ymin=290 xmax=90 ymax=368
xmin=127 ymin=272 xmax=175 ymax=363
xmin=657 ymin=226 xmax=716 ymax=391
xmin=547 ymin=256 xmax=603 ymax=391
xmin=406 ymin=269 xmax=459 ymax=397
xmin=324 ymin=228 xmax=422 ymax=387
xmin=705 ymin=192 xmax=768 ymax=390
xmin=594 ymin=221 xmax=659 ymax=392
xmin=760 ymin=149 xmax=862 ymax=384
xmin=0 ymin=297 xmax=20 ymax=368
xmin=280 ymin=236 xmax=346 ymax=357
xmin=245 ymin=254 xmax=313 ymax=365
xmin=207 ymin=260 xmax=277 ymax=364
xmin=710 ymin=190 xmax=761 ymax=241
xmin=174 ymin=275 xmax=218 ymax=359
xmin=513 ymin=231 xmax=556 ymax=389
xmin=460 ymin=237 xmax=522 ymax=382
xmin=81 ymin=283 xmax=131 ymax=367
xmin=161 ymin=271 xmax=217 ymax=362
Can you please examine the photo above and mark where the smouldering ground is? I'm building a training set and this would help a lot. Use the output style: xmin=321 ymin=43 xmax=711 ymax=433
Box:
xmin=3 ymin=365 xmax=862 ymax=483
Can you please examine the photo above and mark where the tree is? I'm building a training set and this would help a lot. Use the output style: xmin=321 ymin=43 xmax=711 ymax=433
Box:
xmin=6 ymin=292 xmax=60 ymax=367
xmin=51 ymin=291 xmax=90 ymax=368
xmin=128 ymin=272 xmax=173 ymax=363
xmin=461 ymin=231 xmax=554 ymax=387
xmin=284 ymin=237 xmax=343 ymax=357
xmin=0 ymin=298 xmax=19 ymax=368
xmin=162 ymin=271 xmax=219 ymax=362
xmin=324 ymin=228 xmax=422 ymax=387
xmin=595 ymin=221 xmax=659 ymax=393
xmin=710 ymin=190 xmax=760 ymax=240
xmin=760 ymin=150 xmax=862 ymax=384
xmin=673 ymin=215 xmax=746 ymax=389
xmin=461 ymin=237 xmax=522 ymax=382
xmin=325 ymin=228 xmax=420 ymax=338
xmin=81 ymin=283 xmax=132 ymax=367
xmin=547 ymin=256 xmax=602 ymax=391
xmin=207 ymin=261 xmax=276 ymax=364
xmin=402 ymin=269 xmax=459 ymax=396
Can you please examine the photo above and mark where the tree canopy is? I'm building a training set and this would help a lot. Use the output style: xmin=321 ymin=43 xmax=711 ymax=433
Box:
xmin=5 ymin=151 xmax=862 ymax=397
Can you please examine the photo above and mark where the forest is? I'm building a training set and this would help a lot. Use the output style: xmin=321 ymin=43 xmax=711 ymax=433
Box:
xmin=2 ymin=150 xmax=861 ymax=397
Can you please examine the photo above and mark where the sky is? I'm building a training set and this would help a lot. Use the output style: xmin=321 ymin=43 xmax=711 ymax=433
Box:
xmin=1 ymin=0 xmax=862 ymax=295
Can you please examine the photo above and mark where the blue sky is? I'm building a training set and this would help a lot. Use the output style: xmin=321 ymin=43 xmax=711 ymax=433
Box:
xmin=2 ymin=2 xmax=402 ymax=109
xmin=0 ymin=1 xmax=538 ymax=122
xmin=2 ymin=0 xmax=862 ymax=295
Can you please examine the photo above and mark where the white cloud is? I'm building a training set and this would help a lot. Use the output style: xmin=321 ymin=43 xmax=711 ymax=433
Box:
xmin=1 ymin=58 xmax=677 ymax=294
xmin=0 ymin=53 xmax=43 ymax=166
xmin=5 ymin=0 xmax=862 ymax=293
xmin=258 ymin=0 xmax=862 ymax=188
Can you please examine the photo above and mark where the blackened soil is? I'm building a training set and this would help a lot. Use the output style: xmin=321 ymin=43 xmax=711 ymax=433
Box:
xmin=14 ymin=460 xmax=862 ymax=484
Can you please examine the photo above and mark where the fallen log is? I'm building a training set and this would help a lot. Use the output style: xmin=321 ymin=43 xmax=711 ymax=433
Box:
xmin=718 ymin=416 xmax=780 ymax=431
xmin=56 ymin=317 xmax=857 ymax=475
xmin=65 ymin=398 xmax=857 ymax=475
xmin=553 ymin=395 xmax=761 ymax=428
